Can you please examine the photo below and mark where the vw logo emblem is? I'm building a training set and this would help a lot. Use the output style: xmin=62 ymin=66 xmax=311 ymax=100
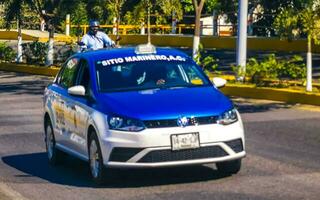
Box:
xmin=177 ymin=116 xmax=189 ymax=127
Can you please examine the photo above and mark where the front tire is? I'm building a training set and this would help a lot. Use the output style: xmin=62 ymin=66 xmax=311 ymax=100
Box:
xmin=45 ymin=119 xmax=64 ymax=165
xmin=216 ymin=159 xmax=242 ymax=175
xmin=88 ymin=131 xmax=107 ymax=185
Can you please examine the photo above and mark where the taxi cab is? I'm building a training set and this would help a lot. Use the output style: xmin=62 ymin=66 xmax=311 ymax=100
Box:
xmin=43 ymin=44 xmax=246 ymax=184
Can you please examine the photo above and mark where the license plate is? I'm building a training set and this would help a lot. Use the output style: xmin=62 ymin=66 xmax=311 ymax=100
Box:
xmin=171 ymin=132 xmax=200 ymax=151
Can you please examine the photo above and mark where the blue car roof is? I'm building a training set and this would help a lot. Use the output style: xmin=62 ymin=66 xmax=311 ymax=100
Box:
xmin=76 ymin=47 xmax=191 ymax=62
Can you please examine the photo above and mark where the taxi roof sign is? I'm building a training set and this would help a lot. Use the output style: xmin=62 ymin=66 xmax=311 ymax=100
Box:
xmin=135 ymin=43 xmax=156 ymax=54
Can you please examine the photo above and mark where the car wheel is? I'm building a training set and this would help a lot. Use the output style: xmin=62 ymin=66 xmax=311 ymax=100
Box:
xmin=45 ymin=119 xmax=64 ymax=165
xmin=216 ymin=159 xmax=242 ymax=175
xmin=88 ymin=131 xmax=107 ymax=185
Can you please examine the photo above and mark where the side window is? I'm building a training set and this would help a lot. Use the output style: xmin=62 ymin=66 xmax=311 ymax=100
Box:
xmin=183 ymin=64 xmax=204 ymax=85
xmin=59 ymin=58 xmax=80 ymax=88
xmin=76 ymin=59 xmax=90 ymax=91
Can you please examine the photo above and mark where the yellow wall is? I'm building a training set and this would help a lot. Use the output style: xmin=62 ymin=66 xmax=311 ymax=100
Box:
xmin=0 ymin=31 xmax=37 ymax=41
xmin=109 ymin=35 xmax=320 ymax=53
xmin=0 ymin=30 xmax=317 ymax=52
xmin=0 ymin=30 xmax=319 ymax=52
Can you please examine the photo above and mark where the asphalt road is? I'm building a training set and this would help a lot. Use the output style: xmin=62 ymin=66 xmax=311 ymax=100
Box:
xmin=0 ymin=71 xmax=320 ymax=200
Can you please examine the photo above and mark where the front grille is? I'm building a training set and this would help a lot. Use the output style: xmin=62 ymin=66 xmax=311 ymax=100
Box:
xmin=138 ymin=146 xmax=228 ymax=163
xmin=143 ymin=119 xmax=177 ymax=128
xmin=225 ymin=139 xmax=243 ymax=153
xmin=143 ymin=116 xmax=218 ymax=128
xmin=109 ymin=147 xmax=143 ymax=162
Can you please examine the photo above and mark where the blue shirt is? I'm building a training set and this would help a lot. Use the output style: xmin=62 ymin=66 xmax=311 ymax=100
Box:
xmin=81 ymin=31 xmax=114 ymax=50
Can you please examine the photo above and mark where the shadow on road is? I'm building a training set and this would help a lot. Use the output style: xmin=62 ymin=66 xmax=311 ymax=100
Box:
xmin=233 ymin=98 xmax=293 ymax=114
xmin=0 ymin=71 xmax=51 ymax=95
xmin=2 ymin=152 xmax=232 ymax=188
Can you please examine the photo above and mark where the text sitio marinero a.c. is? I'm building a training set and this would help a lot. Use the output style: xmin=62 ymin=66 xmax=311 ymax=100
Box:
xmin=99 ymin=55 xmax=187 ymax=66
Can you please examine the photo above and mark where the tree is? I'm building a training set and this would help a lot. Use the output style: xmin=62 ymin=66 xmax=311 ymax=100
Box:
xmin=1 ymin=0 xmax=65 ymax=66
xmin=300 ymin=5 xmax=320 ymax=92
xmin=158 ymin=0 xmax=183 ymax=33
xmin=273 ymin=8 xmax=299 ymax=41
xmin=106 ymin=0 xmax=126 ymax=43
xmin=273 ymin=2 xmax=320 ymax=92
xmin=182 ymin=0 xmax=219 ymax=60
xmin=0 ymin=0 xmax=30 ymax=63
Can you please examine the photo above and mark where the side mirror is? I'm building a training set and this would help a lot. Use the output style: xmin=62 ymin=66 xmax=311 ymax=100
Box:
xmin=212 ymin=77 xmax=227 ymax=88
xmin=68 ymin=85 xmax=86 ymax=96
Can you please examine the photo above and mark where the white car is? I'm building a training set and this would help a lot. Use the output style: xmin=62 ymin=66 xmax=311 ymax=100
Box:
xmin=43 ymin=45 xmax=246 ymax=184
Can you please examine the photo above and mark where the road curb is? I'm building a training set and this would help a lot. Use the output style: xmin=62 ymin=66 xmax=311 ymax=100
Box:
xmin=221 ymin=84 xmax=320 ymax=106
xmin=0 ymin=63 xmax=59 ymax=77
xmin=1 ymin=63 xmax=320 ymax=106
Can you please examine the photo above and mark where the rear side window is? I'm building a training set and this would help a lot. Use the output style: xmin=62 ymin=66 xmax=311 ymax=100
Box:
xmin=59 ymin=58 xmax=79 ymax=88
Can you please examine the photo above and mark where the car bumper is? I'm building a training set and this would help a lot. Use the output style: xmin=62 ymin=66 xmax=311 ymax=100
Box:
xmin=99 ymin=120 xmax=245 ymax=168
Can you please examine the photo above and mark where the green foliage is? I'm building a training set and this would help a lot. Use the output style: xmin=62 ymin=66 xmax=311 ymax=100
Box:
xmin=158 ymin=0 xmax=183 ymax=20
xmin=106 ymin=0 xmax=127 ymax=22
xmin=195 ymin=43 xmax=219 ymax=73
xmin=0 ymin=42 xmax=16 ymax=62
xmin=22 ymin=41 xmax=48 ymax=65
xmin=242 ymin=54 xmax=306 ymax=86
xmin=201 ymin=56 xmax=219 ymax=72
xmin=299 ymin=6 xmax=320 ymax=45
xmin=181 ymin=0 xmax=220 ymax=14
xmin=55 ymin=43 xmax=78 ymax=64
xmin=273 ymin=8 xmax=299 ymax=40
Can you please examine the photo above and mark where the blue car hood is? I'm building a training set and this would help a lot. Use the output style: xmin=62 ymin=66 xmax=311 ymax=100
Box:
xmin=97 ymin=87 xmax=233 ymax=120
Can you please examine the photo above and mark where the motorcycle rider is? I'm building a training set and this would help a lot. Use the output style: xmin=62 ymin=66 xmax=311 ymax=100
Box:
xmin=80 ymin=20 xmax=115 ymax=50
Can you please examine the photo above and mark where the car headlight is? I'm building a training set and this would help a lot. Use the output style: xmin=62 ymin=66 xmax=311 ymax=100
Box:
xmin=108 ymin=116 xmax=145 ymax=132
xmin=217 ymin=108 xmax=238 ymax=125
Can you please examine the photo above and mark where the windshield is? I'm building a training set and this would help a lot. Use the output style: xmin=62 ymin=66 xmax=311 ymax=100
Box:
xmin=95 ymin=60 xmax=211 ymax=92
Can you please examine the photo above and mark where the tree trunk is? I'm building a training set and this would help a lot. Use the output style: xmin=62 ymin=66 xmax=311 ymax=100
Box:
xmin=212 ymin=10 xmax=217 ymax=36
xmin=306 ymin=35 xmax=312 ymax=92
xmin=46 ymin=24 xmax=54 ymax=66
xmin=16 ymin=23 xmax=23 ymax=63
xmin=192 ymin=8 xmax=201 ymax=60
xmin=171 ymin=10 xmax=176 ymax=34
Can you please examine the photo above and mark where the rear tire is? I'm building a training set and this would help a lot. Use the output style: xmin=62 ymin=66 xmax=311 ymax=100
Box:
xmin=88 ymin=131 xmax=107 ymax=185
xmin=216 ymin=159 xmax=242 ymax=175
xmin=45 ymin=119 xmax=64 ymax=165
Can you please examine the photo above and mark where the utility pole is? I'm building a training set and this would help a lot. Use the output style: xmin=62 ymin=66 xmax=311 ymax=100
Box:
xmin=236 ymin=0 xmax=248 ymax=81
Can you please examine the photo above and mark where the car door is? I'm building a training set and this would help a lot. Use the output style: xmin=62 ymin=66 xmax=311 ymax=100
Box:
xmin=54 ymin=57 xmax=80 ymax=148
xmin=64 ymin=59 xmax=91 ymax=155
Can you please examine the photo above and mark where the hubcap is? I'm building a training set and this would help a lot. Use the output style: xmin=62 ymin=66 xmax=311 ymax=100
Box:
xmin=90 ymin=140 xmax=100 ymax=178
xmin=46 ymin=126 xmax=54 ymax=159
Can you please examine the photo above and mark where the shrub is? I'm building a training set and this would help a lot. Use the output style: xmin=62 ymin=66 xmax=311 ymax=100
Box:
xmin=195 ymin=43 xmax=219 ymax=73
xmin=243 ymin=54 xmax=306 ymax=86
xmin=0 ymin=42 xmax=16 ymax=62
xmin=22 ymin=41 xmax=48 ymax=65
xmin=55 ymin=43 xmax=77 ymax=65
